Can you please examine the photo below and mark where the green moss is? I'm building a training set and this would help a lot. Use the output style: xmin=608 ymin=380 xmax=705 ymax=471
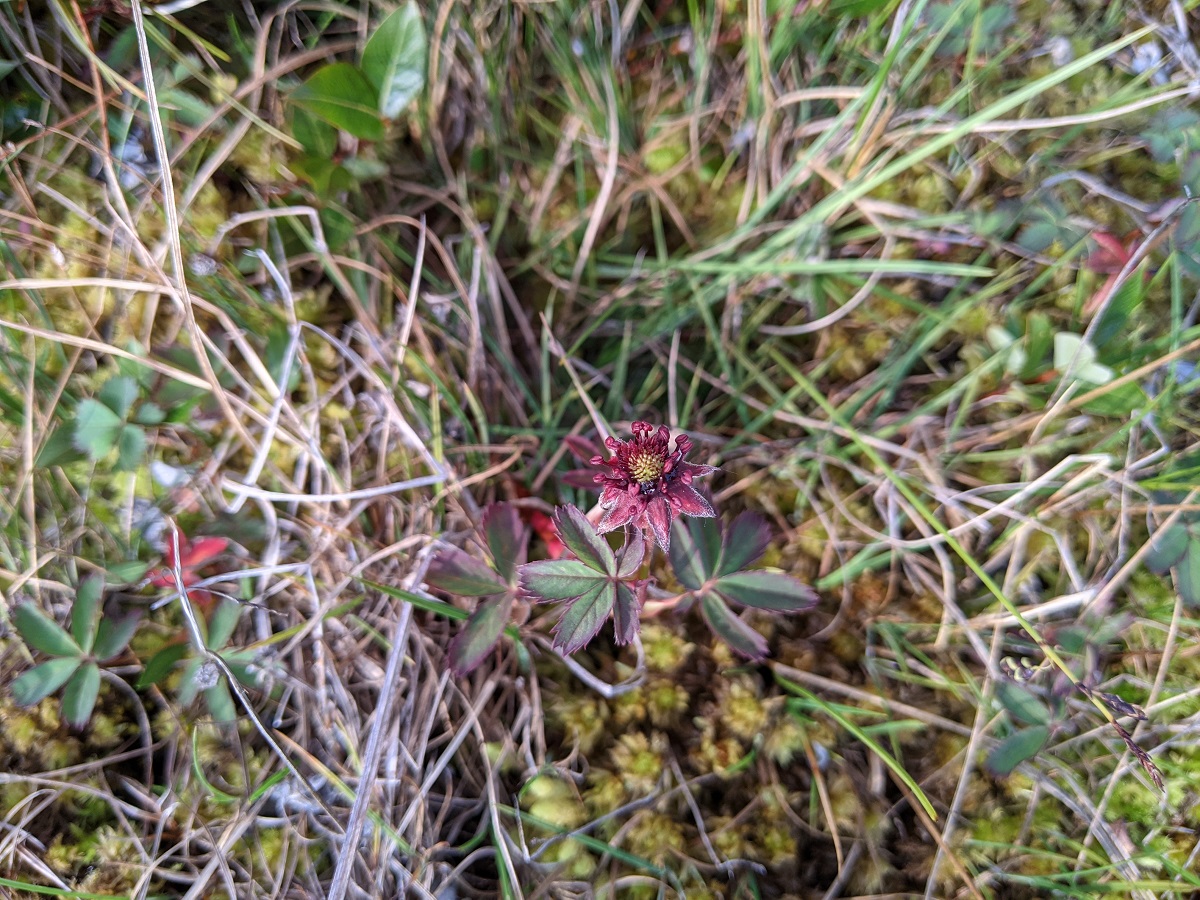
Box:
xmin=641 ymin=624 xmax=695 ymax=674
xmin=624 ymin=810 xmax=685 ymax=866
xmin=609 ymin=732 xmax=667 ymax=795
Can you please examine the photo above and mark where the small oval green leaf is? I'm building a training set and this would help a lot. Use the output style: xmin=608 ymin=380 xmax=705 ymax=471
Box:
xmin=94 ymin=611 xmax=141 ymax=661
xmin=995 ymin=680 xmax=1051 ymax=726
xmin=716 ymin=512 xmax=771 ymax=576
xmin=61 ymin=662 xmax=101 ymax=728
xmin=292 ymin=63 xmax=384 ymax=141
xmin=138 ymin=642 xmax=189 ymax=689
xmin=986 ymin=725 xmax=1050 ymax=777
xmin=12 ymin=657 xmax=82 ymax=706
xmin=670 ymin=516 xmax=720 ymax=590
xmin=13 ymin=603 xmax=81 ymax=657
xmin=362 ymin=1 xmax=427 ymax=119
xmin=71 ymin=575 xmax=104 ymax=653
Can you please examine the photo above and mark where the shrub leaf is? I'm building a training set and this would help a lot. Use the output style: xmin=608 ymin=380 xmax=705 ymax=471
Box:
xmin=362 ymin=1 xmax=426 ymax=119
xmin=986 ymin=725 xmax=1049 ymax=777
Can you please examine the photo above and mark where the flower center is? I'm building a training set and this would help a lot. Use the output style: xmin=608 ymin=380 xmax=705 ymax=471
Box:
xmin=627 ymin=448 xmax=665 ymax=484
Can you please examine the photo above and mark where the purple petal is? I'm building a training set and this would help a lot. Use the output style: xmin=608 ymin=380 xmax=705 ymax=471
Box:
xmin=677 ymin=461 xmax=718 ymax=479
xmin=644 ymin=496 xmax=673 ymax=551
xmin=597 ymin=494 xmax=642 ymax=533
xmin=667 ymin=482 xmax=715 ymax=518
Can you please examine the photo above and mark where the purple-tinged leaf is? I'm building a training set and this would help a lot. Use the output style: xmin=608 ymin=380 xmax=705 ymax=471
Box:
xmin=520 ymin=559 xmax=605 ymax=602
xmin=699 ymin=592 xmax=768 ymax=660
xmin=61 ymin=662 xmax=100 ymax=728
xmin=1144 ymin=521 xmax=1189 ymax=573
xmin=11 ymin=657 xmax=81 ymax=706
xmin=985 ymin=725 xmax=1049 ymax=777
xmin=616 ymin=526 xmax=645 ymax=578
xmin=611 ymin=582 xmax=641 ymax=646
xmin=426 ymin=547 xmax=507 ymax=597
xmin=448 ymin=594 xmax=512 ymax=676
xmin=551 ymin=582 xmax=616 ymax=654
xmin=552 ymin=505 xmax=614 ymax=572
xmin=716 ymin=512 xmax=772 ymax=576
xmin=670 ymin=515 xmax=720 ymax=590
xmin=483 ymin=503 xmax=526 ymax=583
xmin=714 ymin=571 xmax=818 ymax=612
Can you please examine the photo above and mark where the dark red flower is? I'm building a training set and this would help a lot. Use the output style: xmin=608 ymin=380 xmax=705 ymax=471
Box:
xmin=591 ymin=421 xmax=716 ymax=551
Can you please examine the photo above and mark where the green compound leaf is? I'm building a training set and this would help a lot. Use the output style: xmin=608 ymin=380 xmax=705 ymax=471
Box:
xmin=448 ymin=594 xmax=512 ymax=676
xmin=482 ymin=503 xmax=526 ymax=583
xmin=714 ymin=570 xmax=819 ymax=613
xmin=61 ymin=662 xmax=101 ymax=728
xmin=550 ymin=505 xmax=614 ymax=573
xmin=71 ymin=398 xmax=123 ymax=459
xmin=12 ymin=657 xmax=82 ymax=706
xmin=549 ymin=581 xmax=615 ymax=655
xmin=13 ymin=603 xmax=80 ymax=657
xmin=698 ymin=591 xmax=768 ymax=660
xmin=292 ymin=63 xmax=384 ymax=142
xmin=610 ymin=582 xmax=641 ymax=646
xmin=426 ymin=546 xmax=507 ymax=597
xmin=669 ymin=515 xmax=720 ymax=590
xmin=520 ymin=559 xmax=605 ymax=602
xmin=986 ymin=725 xmax=1050 ymax=777
xmin=97 ymin=375 xmax=138 ymax=418
xmin=715 ymin=512 xmax=772 ymax=576
xmin=115 ymin=423 xmax=146 ymax=472
xmin=362 ymin=1 xmax=426 ymax=119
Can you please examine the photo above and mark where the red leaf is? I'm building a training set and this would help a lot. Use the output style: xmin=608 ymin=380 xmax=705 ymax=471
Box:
xmin=528 ymin=510 xmax=566 ymax=559
xmin=178 ymin=536 xmax=229 ymax=569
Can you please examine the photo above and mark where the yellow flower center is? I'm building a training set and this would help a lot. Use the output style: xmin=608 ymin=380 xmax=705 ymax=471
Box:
xmin=628 ymin=448 xmax=664 ymax=484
